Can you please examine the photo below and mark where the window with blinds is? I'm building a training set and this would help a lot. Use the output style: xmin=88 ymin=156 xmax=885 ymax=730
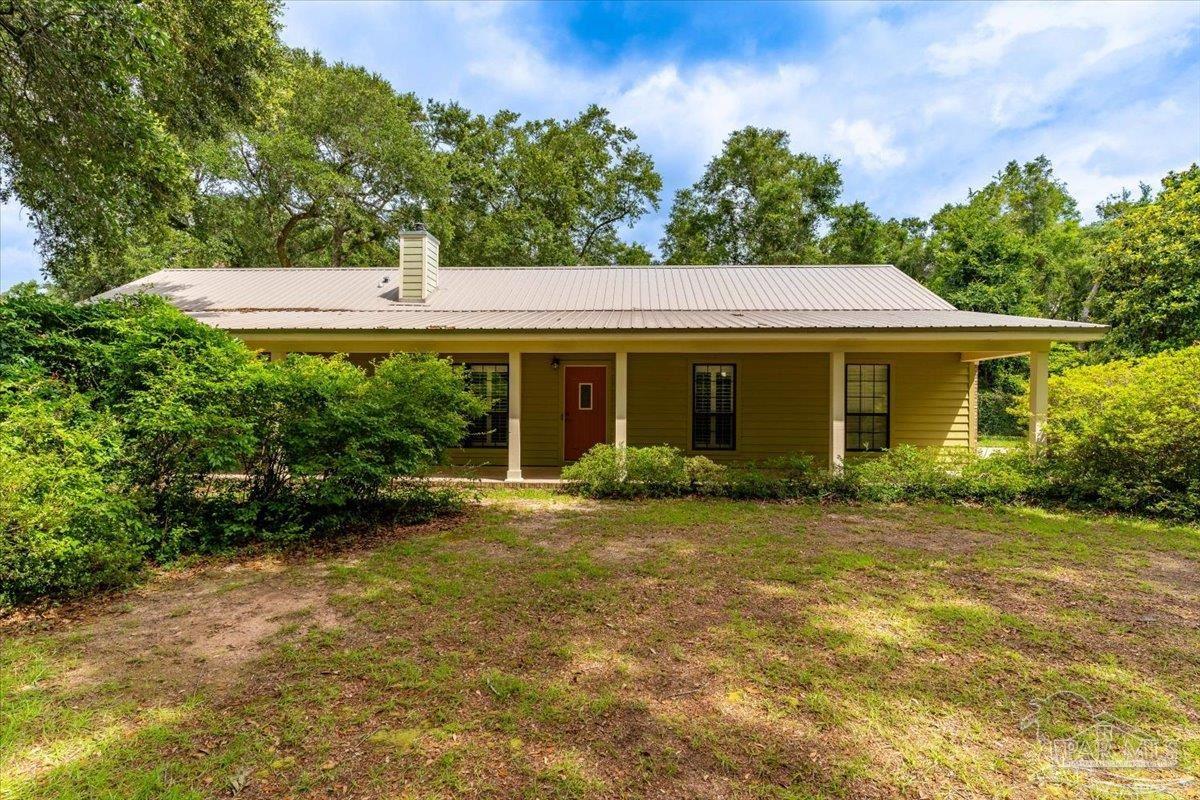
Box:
xmin=846 ymin=364 xmax=889 ymax=452
xmin=463 ymin=363 xmax=508 ymax=448
xmin=692 ymin=364 xmax=736 ymax=450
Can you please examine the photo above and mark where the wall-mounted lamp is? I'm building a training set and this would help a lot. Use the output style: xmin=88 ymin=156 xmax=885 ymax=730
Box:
xmin=550 ymin=357 xmax=560 ymax=370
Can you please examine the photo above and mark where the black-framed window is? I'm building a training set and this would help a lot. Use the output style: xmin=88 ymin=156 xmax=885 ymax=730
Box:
xmin=463 ymin=363 xmax=508 ymax=448
xmin=692 ymin=364 xmax=736 ymax=450
xmin=846 ymin=364 xmax=889 ymax=452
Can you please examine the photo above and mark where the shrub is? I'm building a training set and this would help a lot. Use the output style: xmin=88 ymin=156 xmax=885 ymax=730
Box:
xmin=684 ymin=456 xmax=725 ymax=494
xmin=0 ymin=291 xmax=484 ymax=604
xmin=721 ymin=453 xmax=827 ymax=500
xmin=562 ymin=444 xmax=690 ymax=498
xmin=844 ymin=445 xmax=1040 ymax=505
xmin=0 ymin=375 xmax=149 ymax=602
xmin=845 ymin=445 xmax=958 ymax=503
xmin=247 ymin=353 xmax=484 ymax=523
xmin=1040 ymin=346 xmax=1200 ymax=519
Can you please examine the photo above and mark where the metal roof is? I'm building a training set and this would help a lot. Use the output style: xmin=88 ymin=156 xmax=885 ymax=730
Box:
xmin=98 ymin=265 xmax=1106 ymax=335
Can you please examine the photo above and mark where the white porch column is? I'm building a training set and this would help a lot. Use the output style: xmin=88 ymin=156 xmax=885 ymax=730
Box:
xmin=829 ymin=351 xmax=846 ymax=473
xmin=506 ymin=351 xmax=523 ymax=482
xmin=614 ymin=351 xmax=628 ymax=447
xmin=1028 ymin=349 xmax=1049 ymax=449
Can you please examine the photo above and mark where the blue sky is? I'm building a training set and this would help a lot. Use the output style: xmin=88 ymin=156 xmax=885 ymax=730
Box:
xmin=2 ymin=0 xmax=1199 ymax=288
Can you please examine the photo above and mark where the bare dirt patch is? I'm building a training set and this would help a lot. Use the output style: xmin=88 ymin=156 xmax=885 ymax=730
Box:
xmin=51 ymin=556 xmax=346 ymax=699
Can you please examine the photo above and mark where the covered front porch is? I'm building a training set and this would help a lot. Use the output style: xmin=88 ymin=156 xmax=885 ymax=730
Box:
xmin=249 ymin=334 xmax=1062 ymax=484
xmin=437 ymin=347 xmax=1051 ymax=483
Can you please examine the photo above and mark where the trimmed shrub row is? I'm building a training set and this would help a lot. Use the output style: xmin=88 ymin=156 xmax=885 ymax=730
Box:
xmin=563 ymin=443 xmax=1038 ymax=505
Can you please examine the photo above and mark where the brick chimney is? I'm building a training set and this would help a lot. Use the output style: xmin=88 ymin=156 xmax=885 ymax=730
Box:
xmin=399 ymin=226 xmax=439 ymax=301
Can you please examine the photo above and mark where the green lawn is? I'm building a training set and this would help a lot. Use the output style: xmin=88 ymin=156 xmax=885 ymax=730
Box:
xmin=978 ymin=435 xmax=1024 ymax=449
xmin=3 ymin=493 xmax=1198 ymax=799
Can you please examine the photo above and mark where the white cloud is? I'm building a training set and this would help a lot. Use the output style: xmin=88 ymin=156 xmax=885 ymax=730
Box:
xmin=829 ymin=118 xmax=906 ymax=172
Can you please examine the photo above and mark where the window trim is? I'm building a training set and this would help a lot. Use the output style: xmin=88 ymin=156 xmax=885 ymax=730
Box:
xmin=462 ymin=362 xmax=509 ymax=449
xmin=691 ymin=363 xmax=737 ymax=451
xmin=577 ymin=382 xmax=593 ymax=410
xmin=845 ymin=363 xmax=890 ymax=452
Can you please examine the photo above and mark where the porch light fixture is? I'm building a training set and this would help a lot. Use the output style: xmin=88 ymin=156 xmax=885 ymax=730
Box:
xmin=550 ymin=357 xmax=560 ymax=370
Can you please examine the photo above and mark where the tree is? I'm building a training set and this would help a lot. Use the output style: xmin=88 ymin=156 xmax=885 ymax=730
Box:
xmin=1094 ymin=165 xmax=1200 ymax=356
xmin=927 ymin=157 xmax=1089 ymax=318
xmin=820 ymin=202 xmax=930 ymax=277
xmin=212 ymin=51 xmax=447 ymax=268
xmin=427 ymin=103 xmax=661 ymax=266
xmin=0 ymin=0 xmax=280 ymax=294
xmin=660 ymin=127 xmax=841 ymax=265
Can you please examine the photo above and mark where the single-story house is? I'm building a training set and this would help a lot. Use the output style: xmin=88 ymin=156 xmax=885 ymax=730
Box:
xmin=101 ymin=229 xmax=1107 ymax=480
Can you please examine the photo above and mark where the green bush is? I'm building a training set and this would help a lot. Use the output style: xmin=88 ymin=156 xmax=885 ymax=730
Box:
xmin=722 ymin=453 xmax=827 ymax=500
xmin=0 ymin=291 xmax=483 ymax=604
xmin=0 ymin=375 xmax=149 ymax=603
xmin=684 ymin=456 xmax=725 ymax=494
xmin=845 ymin=445 xmax=959 ymax=503
xmin=562 ymin=444 xmax=690 ymax=498
xmin=246 ymin=353 xmax=484 ymax=531
xmin=1041 ymin=346 xmax=1200 ymax=518
xmin=845 ymin=445 xmax=1038 ymax=505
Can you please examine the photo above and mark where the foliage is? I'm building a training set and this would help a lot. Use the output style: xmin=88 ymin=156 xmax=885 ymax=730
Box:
xmin=245 ymin=353 xmax=483 ymax=532
xmin=206 ymin=50 xmax=448 ymax=268
xmin=0 ymin=372 xmax=150 ymax=603
xmin=721 ymin=454 xmax=828 ymax=500
xmin=1093 ymin=165 xmax=1200 ymax=356
xmin=562 ymin=444 xmax=691 ymax=498
xmin=844 ymin=445 xmax=1037 ymax=505
xmin=660 ymin=127 xmax=841 ymax=264
xmin=820 ymin=202 xmax=930 ymax=277
xmin=1040 ymin=346 xmax=1200 ymax=519
xmin=0 ymin=291 xmax=480 ymax=603
xmin=684 ymin=455 xmax=726 ymax=494
xmin=0 ymin=0 xmax=280 ymax=296
xmin=428 ymin=102 xmax=661 ymax=266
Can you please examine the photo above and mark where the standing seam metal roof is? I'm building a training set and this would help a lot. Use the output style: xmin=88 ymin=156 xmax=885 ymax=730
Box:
xmin=97 ymin=265 xmax=1107 ymax=334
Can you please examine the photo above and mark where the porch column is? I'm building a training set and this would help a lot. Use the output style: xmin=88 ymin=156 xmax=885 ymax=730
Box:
xmin=614 ymin=351 xmax=628 ymax=447
xmin=506 ymin=351 xmax=523 ymax=482
xmin=1028 ymin=349 xmax=1049 ymax=449
xmin=829 ymin=351 xmax=846 ymax=473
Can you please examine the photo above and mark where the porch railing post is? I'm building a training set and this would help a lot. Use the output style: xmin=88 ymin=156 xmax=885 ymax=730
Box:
xmin=1028 ymin=349 xmax=1049 ymax=450
xmin=615 ymin=351 xmax=628 ymax=448
xmin=829 ymin=351 xmax=846 ymax=473
xmin=506 ymin=351 xmax=523 ymax=482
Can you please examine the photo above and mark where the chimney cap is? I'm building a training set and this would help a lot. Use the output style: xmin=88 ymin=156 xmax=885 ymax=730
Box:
xmin=400 ymin=225 xmax=439 ymax=243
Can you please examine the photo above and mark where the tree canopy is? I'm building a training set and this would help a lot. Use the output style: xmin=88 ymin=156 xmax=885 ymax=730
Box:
xmin=210 ymin=51 xmax=447 ymax=269
xmin=0 ymin=0 xmax=280 ymax=293
xmin=660 ymin=127 xmax=842 ymax=265
xmin=428 ymin=103 xmax=661 ymax=266
xmin=927 ymin=157 xmax=1091 ymax=318
xmin=1093 ymin=166 xmax=1200 ymax=355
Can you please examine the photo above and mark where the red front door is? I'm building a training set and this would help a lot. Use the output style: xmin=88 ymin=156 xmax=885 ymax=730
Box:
xmin=564 ymin=366 xmax=607 ymax=461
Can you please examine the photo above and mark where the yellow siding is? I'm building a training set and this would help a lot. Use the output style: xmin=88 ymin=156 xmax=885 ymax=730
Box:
xmin=849 ymin=352 xmax=972 ymax=450
xmin=627 ymin=353 xmax=829 ymax=463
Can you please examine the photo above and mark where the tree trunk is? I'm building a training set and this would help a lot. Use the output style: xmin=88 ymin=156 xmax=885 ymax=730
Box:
xmin=275 ymin=210 xmax=314 ymax=268
xmin=1079 ymin=276 xmax=1101 ymax=322
xmin=330 ymin=224 xmax=344 ymax=268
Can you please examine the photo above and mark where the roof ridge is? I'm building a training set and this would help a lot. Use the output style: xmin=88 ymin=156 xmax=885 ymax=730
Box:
xmin=146 ymin=264 xmax=900 ymax=272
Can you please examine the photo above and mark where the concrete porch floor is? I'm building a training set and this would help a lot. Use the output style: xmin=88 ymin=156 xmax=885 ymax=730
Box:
xmin=428 ymin=466 xmax=565 ymax=487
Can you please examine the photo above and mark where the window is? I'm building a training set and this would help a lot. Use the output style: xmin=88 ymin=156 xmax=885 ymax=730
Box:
xmin=846 ymin=364 xmax=889 ymax=451
xmin=692 ymin=364 xmax=736 ymax=450
xmin=463 ymin=363 xmax=508 ymax=448
xmin=578 ymin=382 xmax=593 ymax=410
